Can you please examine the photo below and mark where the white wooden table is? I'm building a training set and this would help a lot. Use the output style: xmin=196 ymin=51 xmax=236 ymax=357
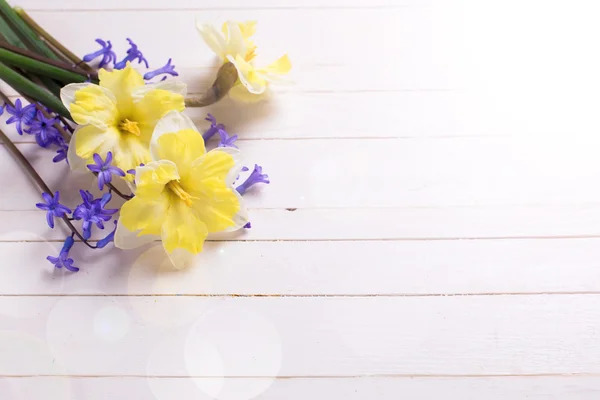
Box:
xmin=2 ymin=0 xmax=600 ymax=398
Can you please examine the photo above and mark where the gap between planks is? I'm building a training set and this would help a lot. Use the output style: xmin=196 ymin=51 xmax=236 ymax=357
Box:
xmin=2 ymin=373 xmax=600 ymax=379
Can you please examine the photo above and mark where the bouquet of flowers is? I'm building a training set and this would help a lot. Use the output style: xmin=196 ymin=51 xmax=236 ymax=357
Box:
xmin=0 ymin=1 xmax=291 ymax=270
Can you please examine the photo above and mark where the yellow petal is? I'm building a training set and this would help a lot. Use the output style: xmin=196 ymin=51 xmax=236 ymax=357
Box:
xmin=161 ymin=201 xmax=208 ymax=254
xmin=237 ymin=21 xmax=257 ymax=38
xmin=119 ymin=194 xmax=170 ymax=236
xmin=197 ymin=22 xmax=228 ymax=60
xmin=183 ymin=150 xmax=240 ymax=232
xmin=114 ymin=221 xmax=158 ymax=250
xmin=112 ymin=134 xmax=154 ymax=179
xmin=229 ymin=83 xmax=270 ymax=103
xmin=221 ymin=21 xmax=247 ymax=59
xmin=155 ymin=129 xmax=206 ymax=177
xmin=73 ymin=124 xmax=120 ymax=161
xmin=188 ymin=149 xmax=235 ymax=182
xmin=191 ymin=177 xmax=240 ymax=232
xmin=228 ymin=55 xmax=267 ymax=94
xmin=98 ymin=63 xmax=145 ymax=116
xmin=132 ymin=89 xmax=185 ymax=140
xmin=164 ymin=247 xmax=195 ymax=270
xmin=68 ymin=84 xmax=118 ymax=128
xmin=261 ymin=54 xmax=292 ymax=79
xmin=132 ymin=80 xmax=187 ymax=102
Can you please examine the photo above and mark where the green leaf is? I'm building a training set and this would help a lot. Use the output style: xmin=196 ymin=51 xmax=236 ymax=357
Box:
xmin=0 ymin=62 xmax=70 ymax=119
xmin=0 ymin=47 xmax=88 ymax=83
xmin=0 ymin=0 xmax=60 ymax=60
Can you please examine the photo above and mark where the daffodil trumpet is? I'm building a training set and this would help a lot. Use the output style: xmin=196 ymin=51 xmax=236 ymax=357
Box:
xmin=115 ymin=110 xmax=249 ymax=269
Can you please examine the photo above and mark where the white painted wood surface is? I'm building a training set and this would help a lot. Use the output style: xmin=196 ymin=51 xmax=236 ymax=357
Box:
xmin=2 ymin=0 xmax=600 ymax=399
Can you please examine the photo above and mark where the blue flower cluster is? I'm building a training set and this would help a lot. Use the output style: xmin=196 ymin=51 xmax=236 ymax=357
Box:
xmin=35 ymin=152 xmax=122 ymax=272
xmin=83 ymin=38 xmax=178 ymax=81
xmin=1 ymin=99 xmax=70 ymax=163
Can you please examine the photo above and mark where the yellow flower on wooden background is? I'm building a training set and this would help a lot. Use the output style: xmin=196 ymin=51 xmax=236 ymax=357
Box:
xmin=196 ymin=20 xmax=292 ymax=102
xmin=114 ymin=111 xmax=248 ymax=269
xmin=60 ymin=63 xmax=186 ymax=177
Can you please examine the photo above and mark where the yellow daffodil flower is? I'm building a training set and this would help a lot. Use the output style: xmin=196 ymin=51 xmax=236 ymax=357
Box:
xmin=114 ymin=110 xmax=248 ymax=269
xmin=227 ymin=53 xmax=292 ymax=102
xmin=60 ymin=63 xmax=187 ymax=177
xmin=196 ymin=20 xmax=257 ymax=63
xmin=196 ymin=20 xmax=292 ymax=102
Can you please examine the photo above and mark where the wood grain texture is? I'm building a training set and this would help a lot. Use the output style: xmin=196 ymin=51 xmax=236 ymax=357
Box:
xmin=5 ymin=238 xmax=600 ymax=296
xmin=1 ymin=295 xmax=600 ymax=376
xmin=4 ymin=238 xmax=600 ymax=296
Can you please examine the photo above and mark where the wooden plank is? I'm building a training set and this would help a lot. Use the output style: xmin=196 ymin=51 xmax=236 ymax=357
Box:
xmin=2 ymin=295 xmax=600 ymax=376
xmin=3 ymin=204 xmax=600 ymax=241
xmin=6 ymin=86 xmax=598 ymax=141
xmin=2 ymin=91 xmax=507 ymax=142
xmin=4 ymin=238 xmax=600 ymax=296
xmin=3 ymin=136 xmax=600 ymax=211
xmin=3 ymin=376 xmax=600 ymax=400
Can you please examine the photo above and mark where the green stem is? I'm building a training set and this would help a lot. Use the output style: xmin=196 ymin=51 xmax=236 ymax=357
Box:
xmin=184 ymin=62 xmax=238 ymax=107
xmin=0 ymin=14 xmax=25 ymax=48
xmin=0 ymin=0 xmax=60 ymax=61
xmin=0 ymin=47 xmax=88 ymax=84
xmin=0 ymin=123 xmax=94 ymax=247
xmin=14 ymin=7 xmax=94 ymax=73
xmin=0 ymin=62 xmax=69 ymax=118
xmin=0 ymin=41 xmax=96 ymax=79
xmin=0 ymin=123 xmax=51 ymax=193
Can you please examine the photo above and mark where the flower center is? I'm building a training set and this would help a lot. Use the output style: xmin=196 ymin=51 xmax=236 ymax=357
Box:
xmin=119 ymin=118 xmax=141 ymax=136
xmin=245 ymin=49 xmax=256 ymax=62
xmin=167 ymin=180 xmax=193 ymax=207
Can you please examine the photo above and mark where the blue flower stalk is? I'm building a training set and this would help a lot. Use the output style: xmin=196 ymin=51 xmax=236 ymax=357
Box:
xmin=114 ymin=38 xmax=149 ymax=69
xmin=144 ymin=58 xmax=178 ymax=81
xmin=5 ymin=98 xmax=36 ymax=135
xmin=201 ymin=113 xmax=238 ymax=147
xmin=237 ymin=164 xmax=270 ymax=195
xmin=87 ymin=152 xmax=126 ymax=190
xmin=47 ymin=236 xmax=79 ymax=272
xmin=25 ymin=110 xmax=62 ymax=148
xmin=218 ymin=128 xmax=238 ymax=148
xmin=82 ymin=39 xmax=116 ymax=69
xmin=73 ymin=191 xmax=118 ymax=240
xmin=203 ymin=113 xmax=225 ymax=141
xmin=53 ymin=143 xmax=68 ymax=163
xmin=35 ymin=191 xmax=71 ymax=228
